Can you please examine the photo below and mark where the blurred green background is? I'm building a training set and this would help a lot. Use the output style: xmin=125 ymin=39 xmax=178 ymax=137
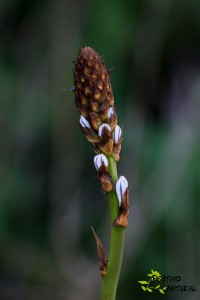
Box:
xmin=0 ymin=0 xmax=200 ymax=299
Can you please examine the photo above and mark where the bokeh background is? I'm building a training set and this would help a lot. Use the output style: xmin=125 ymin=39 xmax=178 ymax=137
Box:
xmin=0 ymin=0 xmax=200 ymax=299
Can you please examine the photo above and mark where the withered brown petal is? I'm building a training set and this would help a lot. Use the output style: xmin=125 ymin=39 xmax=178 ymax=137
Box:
xmin=100 ymin=173 xmax=113 ymax=192
xmin=80 ymin=126 xmax=100 ymax=143
xmin=112 ymin=144 xmax=122 ymax=162
xmin=96 ymin=164 xmax=113 ymax=192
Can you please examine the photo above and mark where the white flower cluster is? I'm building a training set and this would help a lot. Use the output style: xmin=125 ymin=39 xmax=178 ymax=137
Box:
xmin=93 ymin=154 xmax=128 ymax=207
xmin=80 ymin=116 xmax=122 ymax=142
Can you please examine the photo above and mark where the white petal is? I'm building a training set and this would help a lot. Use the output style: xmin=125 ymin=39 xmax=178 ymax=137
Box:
xmin=80 ymin=115 xmax=91 ymax=128
xmin=98 ymin=123 xmax=111 ymax=137
xmin=108 ymin=107 xmax=114 ymax=118
xmin=112 ymin=125 xmax=122 ymax=143
xmin=94 ymin=154 xmax=108 ymax=171
xmin=120 ymin=176 xmax=128 ymax=189
xmin=116 ymin=176 xmax=128 ymax=206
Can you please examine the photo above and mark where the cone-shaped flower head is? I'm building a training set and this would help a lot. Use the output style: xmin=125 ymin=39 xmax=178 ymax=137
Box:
xmin=73 ymin=47 xmax=117 ymax=149
xmin=74 ymin=47 xmax=115 ymax=120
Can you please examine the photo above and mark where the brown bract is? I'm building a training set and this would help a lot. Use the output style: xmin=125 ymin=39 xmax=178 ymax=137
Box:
xmin=112 ymin=132 xmax=123 ymax=161
xmin=113 ymin=189 xmax=129 ymax=227
xmin=91 ymin=227 xmax=107 ymax=277
xmin=98 ymin=125 xmax=113 ymax=155
xmin=98 ymin=164 xmax=114 ymax=192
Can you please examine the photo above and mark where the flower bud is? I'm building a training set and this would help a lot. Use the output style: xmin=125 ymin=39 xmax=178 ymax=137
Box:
xmin=98 ymin=123 xmax=113 ymax=155
xmin=99 ymin=103 xmax=109 ymax=121
xmin=94 ymin=154 xmax=108 ymax=171
xmin=90 ymin=100 xmax=100 ymax=113
xmin=98 ymin=123 xmax=111 ymax=137
xmin=89 ymin=112 xmax=102 ymax=131
xmin=107 ymin=106 xmax=117 ymax=131
xmin=113 ymin=125 xmax=122 ymax=144
xmin=116 ymin=176 xmax=128 ymax=206
xmin=80 ymin=115 xmax=91 ymax=128
xmin=108 ymin=107 xmax=114 ymax=118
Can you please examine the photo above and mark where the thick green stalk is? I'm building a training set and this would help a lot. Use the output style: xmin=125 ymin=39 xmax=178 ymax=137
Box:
xmin=100 ymin=156 xmax=125 ymax=300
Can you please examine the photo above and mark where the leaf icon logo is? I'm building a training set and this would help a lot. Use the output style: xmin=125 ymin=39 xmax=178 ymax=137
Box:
xmin=138 ymin=269 xmax=167 ymax=294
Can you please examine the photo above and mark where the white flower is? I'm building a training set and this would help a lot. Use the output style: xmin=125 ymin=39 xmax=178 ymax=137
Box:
xmin=108 ymin=107 xmax=114 ymax=118
xmin=112 ymin=125 xmax=122 ymax=143
xmin=80 ymin=115 xmax=91 ymax=128
xmin=94 ymin=154 xmax=108 ymax=171
xmin=116 ymin=176 xmax=128 ymax=206
xmin=98 ymin=123 xmax=111 ymax=137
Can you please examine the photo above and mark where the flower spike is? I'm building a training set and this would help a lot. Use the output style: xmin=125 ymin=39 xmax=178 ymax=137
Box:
xmin=71 ymin=47 xmax=131 ymax=296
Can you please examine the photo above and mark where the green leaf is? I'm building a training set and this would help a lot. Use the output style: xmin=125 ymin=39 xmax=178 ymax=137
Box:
xmin=155 ymin=271 xmax=161 ymax=277
xmin=151 ymin=269 xmax=154 ymax=273
xmin=147 ymin=274 xmax=153 ymax=277
xmin=141 ymin=286 xmax=146 ymax=291
xmin=146 ymin=288 xmax=153 ymax=292
xmin=155 ymin=285 xmax=160 ymax=289
xmin=159 ymin=289 xmax=165 ymax=294
xmin=162 ymin=287 xmax=167 ymax=290
xmin=138 ymin=281 xmax=148 ymax=284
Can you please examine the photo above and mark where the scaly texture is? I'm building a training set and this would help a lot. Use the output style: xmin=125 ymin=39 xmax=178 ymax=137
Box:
xmin=74 ymin=47 xmax=116 ymax=126
xmin=73 ymin=48 xmax=118 ymax=156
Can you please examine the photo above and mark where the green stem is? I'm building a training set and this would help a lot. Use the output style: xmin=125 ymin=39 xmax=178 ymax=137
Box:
xmin=100 ymin=156 xmax=126 ymax=300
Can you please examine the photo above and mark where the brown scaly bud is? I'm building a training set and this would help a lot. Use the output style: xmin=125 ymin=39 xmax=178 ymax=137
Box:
xmin=114 ymin=176 xmax=129 ymax=227
xmin=112 ymin=125 xmax=123 ymax=161
xmin=73 ymin=47 xmax=117 ymax=137
xmin=94 ymin=154 xmax=114 ymax=192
